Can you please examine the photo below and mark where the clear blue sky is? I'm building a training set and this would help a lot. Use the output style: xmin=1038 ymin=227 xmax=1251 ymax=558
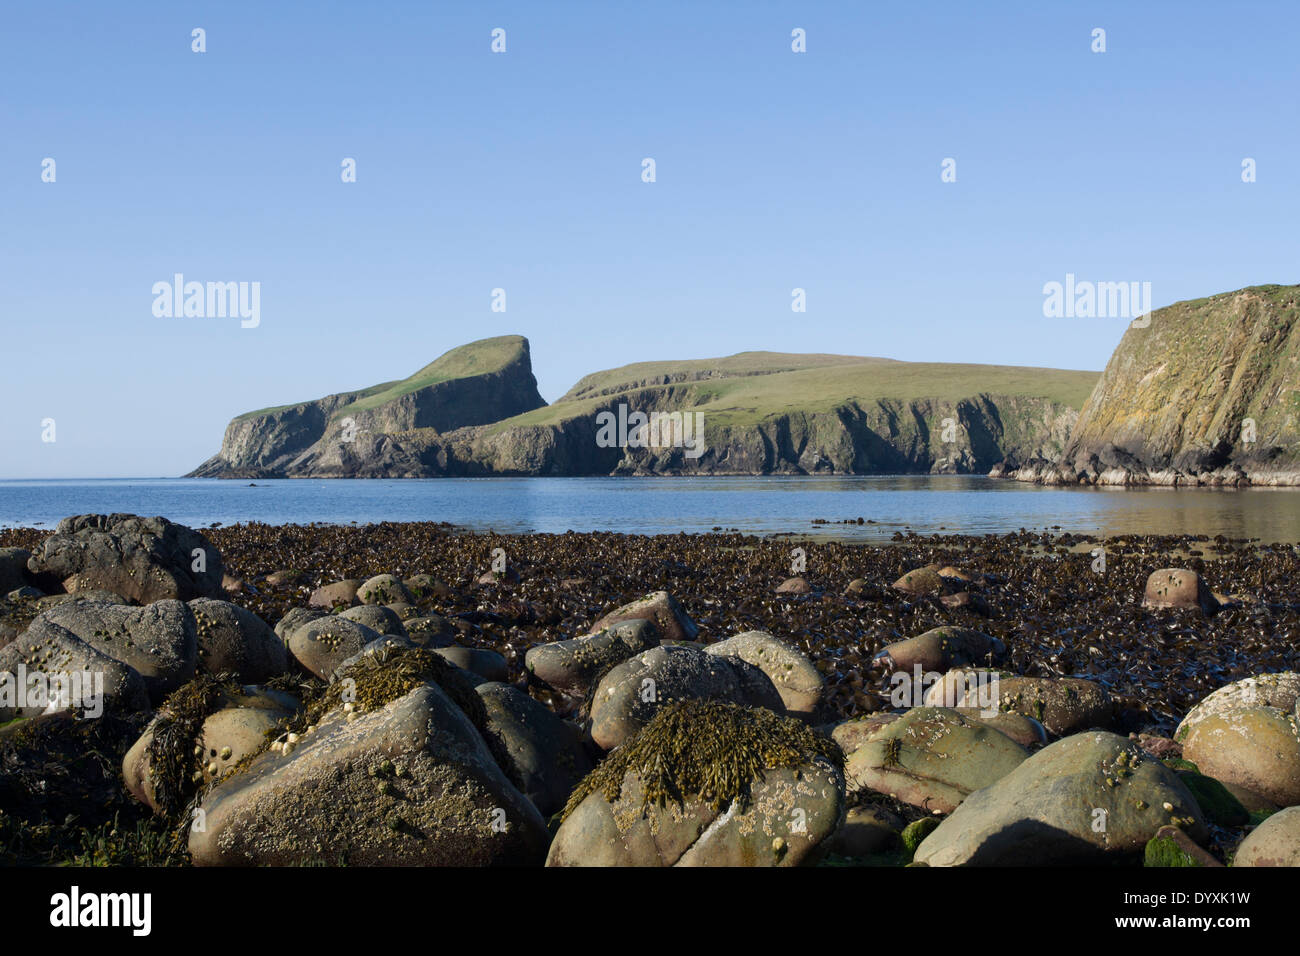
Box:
xmin=2 ymin=1 xmax=1296 ymax=478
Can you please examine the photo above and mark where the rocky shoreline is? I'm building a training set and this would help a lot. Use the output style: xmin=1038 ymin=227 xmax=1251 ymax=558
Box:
xmin=2 ymin=515 xmax=1300 ymax=866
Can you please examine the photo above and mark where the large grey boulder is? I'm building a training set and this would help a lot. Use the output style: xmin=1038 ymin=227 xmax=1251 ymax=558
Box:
xmin=914 ymin=732 xmax=1208 ymax=866
xmin=525 ymin=619 xmax=660 ymax=697
xmin=188 ymin=681 xmax=549 ymax=866
xmin=845 ymin=707 xmax=1028 ymax=813
xmin=589 ymin=644 xmax=784 ymax=750
xmin=705 ymin=630 xmax=823 ymax=720
xmin=30 ymin=599 xmax=197 ymax=701
xmin=286 ymin=616 xmax=381 ymax=679
xmin=475 ymin=681 xmax=593 ymax=818
xmin=26 ymin=514 xmax=224 ymax=603
xmin=0 ymin=548 xmax=32 ymax=593
xmin=189 ymin=598 xmax=288 ymax=683
xmin=0 ymin=621 xmax=150 ymax=720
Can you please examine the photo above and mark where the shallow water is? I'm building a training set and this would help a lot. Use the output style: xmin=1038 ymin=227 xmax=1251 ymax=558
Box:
xmin=3 ymin=476 xmax=1300 ymax=542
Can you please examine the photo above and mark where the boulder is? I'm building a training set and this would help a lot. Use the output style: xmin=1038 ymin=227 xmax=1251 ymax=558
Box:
xmin=357 ymin=574 xmax=414 ymax=606
xmin=0 ymin=548 xmax=32 ymax=593
xmin=589 ymin=644 xmax=784 ymax=750
xmin=914 ymin=732 xmax=1209 ymax=866
xmin=307 ymin=579 xmax=361 ymax=609
xmin=1233 ymin=806 xmax=1300 ymax=866
xmin=475 ymin=681 xmax=593 ymax=818
xmin=873 ymin=627 xmax=1005 ymax=674
xmin=189 ymin=679 xmax=549 ymax=866
xmin=188 ymin=598 xmax=287 ymax=683
xmin=825 ymin=804 xmax=904 ymax=858
xmin=0 ymin=621 xmax=150 ymax=720
xmin=339 ymin=604 xmax=409 ymax=638
xmin=845 ymin=707 xmax=1029 ymax=813
xmin=829 ymin=713 xmax=899 ymax=755
xmin=1144 ymin=825 xmax=1222 ymax=867
xmin=1175 ymin=672 xmax=1300 ymax=743
xmin=403 ymin=575 xmax=454 ymax=601
xmin=403 ymin=615 xmax=457 ymax=648
xmin=432 ymin=646 xmax=509 ymax=683
xmin=548 ymin=700 xmax=845 ymax=866
xmin=586 ymin=590 xmax=698 ymax=643
xmin=1141 ymin=568 xmax=1219 ymax=615
xmin=26 ymin=514 xmax=224 ymax=603
xmin=31 ymin=600 xmax=198 ymax=701
xmin=286 ymin=616 xmax=381 ymax=679
xmin=123 ymin=683 xmax=298 ymax=814
xmin=274 ymin=606 xmax=326 ymax=641
xmin=705 ymin=630 xmax=824 ymax=720
xmin=891 ymin=566 xmax=945 ymax=596
xmin=1182 ymin=706 xmax=1300 ymax=808
xmin=775 ymin=577 xmax=812 ymax=594
xmin=524 ymin=619 xmax=660 ymax=697
xmin=976 ymin=676 xmax=1115 ymax=737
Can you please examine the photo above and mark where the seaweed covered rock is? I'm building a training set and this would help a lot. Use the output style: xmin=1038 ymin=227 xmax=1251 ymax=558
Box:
xmin=1142 ymin=568 xmax=1219 ymax=615
xmin=357 ymin=574 xmax=414 ymax=606
xmin=475 ymin=681 xmax=593 ymax=817
xmin=1175 ymin=672 xmax=1300 ymax=743
xmin=22 ymin=599 xmax=198 ymax=702
xmin=845 ymin=707 xmax=1029 ymax=813
xmin=286 ymin=615 xmax=381 ymax=679
xmin=26 ymin=514 xmax=225 ymax=604
xmin=1181 ymin=706 xmax=1300 ymax=808
xmin=589 ymin=644 xmax=785 ymax=750
xmin=189 ymin=598 xmax=287 ymax=683
xmin=586 ymin=590 xmax=698 ymax=643
xmin=548 ymin=700 xmax=845 ymax=866
xmin=872 ymin=627 xmax=1005 ymax=675
xmin=1233 ymin=806 xmax=1300 ymax=866
xmin=525 ymin=619 xmax=660 ymax=697
xmin=123 ymin=680 xmax=298 ymax=816
xmin=1144 ymin=825 xmax=1222 ymax=867
xmin=914 ymin=732 xmax=1208 ymax=866
xmin=188 ymin=648 xmax=548 ymax=866
xmin=705 ymin=630 xmax=824 ymax=720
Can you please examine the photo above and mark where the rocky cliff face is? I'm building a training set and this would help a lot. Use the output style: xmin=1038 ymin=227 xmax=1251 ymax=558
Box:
xmin=188 ymin=335 xmax=547 ymax=478
xmin=1002 ymin=284 xmax=1300 ymax=486
xmin=190 ymin=340 xmax=1088 ymax=479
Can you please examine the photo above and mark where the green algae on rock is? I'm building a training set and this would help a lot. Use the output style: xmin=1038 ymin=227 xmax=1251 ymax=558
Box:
xmin=563 ymin=698 xmax=843 ymax=820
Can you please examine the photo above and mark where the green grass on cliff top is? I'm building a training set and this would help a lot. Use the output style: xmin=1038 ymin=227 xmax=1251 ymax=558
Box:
xmin=491 ymin=354 xmax=1099 ymax=432
xmin=235 ymin=335 xmax=528 ymax=420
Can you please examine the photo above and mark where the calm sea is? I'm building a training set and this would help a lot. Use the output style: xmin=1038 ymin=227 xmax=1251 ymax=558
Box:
xmin=3 ymin=476 xmax=1300 ymax=542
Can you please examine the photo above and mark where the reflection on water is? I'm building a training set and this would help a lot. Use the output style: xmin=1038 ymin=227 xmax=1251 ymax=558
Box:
xmin=2 ymin=476 xmax=1300 ymax=543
